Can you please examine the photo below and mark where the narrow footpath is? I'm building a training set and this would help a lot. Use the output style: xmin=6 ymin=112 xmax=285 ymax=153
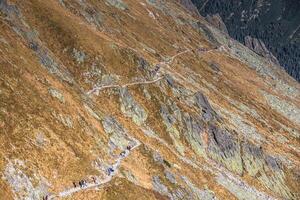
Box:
xmin=47 ymin=139 xmax=140 ymax=199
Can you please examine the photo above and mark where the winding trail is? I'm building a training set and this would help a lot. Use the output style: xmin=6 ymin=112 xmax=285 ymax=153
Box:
xmin=47 ymin=139 xmax=141 ymax=199
xmin=86 ymin=49 xmax=193 ymax=96
xmin=87 ymin=77 xmax=164 ymax=96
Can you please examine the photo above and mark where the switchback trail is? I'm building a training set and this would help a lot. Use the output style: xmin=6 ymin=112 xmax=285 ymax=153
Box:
xmin=86 ymin=49 xmax=192 ymax=96
xmin=87 ymin=77 xmax=164 ymax=96
xmin=47 ymin=139 xmax=141 ymax=199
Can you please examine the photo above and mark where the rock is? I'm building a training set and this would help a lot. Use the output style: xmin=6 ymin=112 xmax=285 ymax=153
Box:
xmin=35 ymin=132 xmax=47 ymax=147
xmin=106 ymin=0 xmax=128 ymax=10
xmin=262 ymin=91 xmax=300 ymax=125
xmin=216 ymin=173 xmax=274 ymax=200
xmin=164 ymin=170 xmax=177 ymax=184
xmin=245 ymin=36 xmax=279 ymax=65
xmin=52 ymin=111 xmax=74 ymax=128
xmin=152 ymin=176 xmax=170 ymax=196
xmin=191 ymin=21 xmax=220 ymax=47
xmin=206 ymin=14 xmax=228 ymax=35
xmin=48 ymin=88 xmax=65 ymax=103
xmin=160 ymin=104 xmax=185 ymax=155
xmin=182 ymin=112 xmax=206 ymax=156
xmin=165 ymin=74 xmax=176 ymax=88
xmin=208 ymin=62 xmax=221 ymax=73
xmin=179 ymin=0 xmax=200 ymax=17
xmin=153 ymin=151 xmax=164 ymax=164
xmin=181 ymin=176 xmax=218 ymax=200
xmin=3 ymin=160 xmax=49 ymax=200
xmin=242 ymin=142 xmax=298 ymax=199
xmin=208 ymin=125 xmax=243 ymax=175
xmin=59 ymin=0 xmax=103 ymax=28
xmin=169 ymin=188 xmax=189 ymax=200
xmin=119 ymin=88 xmax=148 ymax=125
xmin=194 ymin=92 xmax=218 ymax=121
xmin=72 ymin=48 xmax=86 ymax=64
xmin=102 ymin=116 xmax=130 ymax=150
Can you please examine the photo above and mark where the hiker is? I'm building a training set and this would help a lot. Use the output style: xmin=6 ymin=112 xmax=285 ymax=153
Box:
xmin=92 ymin=176 xmax=97 ymax=184
xmin=79 ymin=180 xmax=84 ymax=188
xmin=120 ymin=151 xmax=126 ymax=157
xmin=107 ymin=167 xmax=114 ymax=176
xmin=73 ymin=181 xmax=77 ymax=188
xmin=126 ymin=145 xmax=131 ymax=151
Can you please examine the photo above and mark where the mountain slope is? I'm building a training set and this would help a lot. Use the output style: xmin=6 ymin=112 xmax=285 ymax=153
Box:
xmin=0 ymin=0 xmax=299 ymax=199
xmin=191 ymin=0 xmax=300 ymax=81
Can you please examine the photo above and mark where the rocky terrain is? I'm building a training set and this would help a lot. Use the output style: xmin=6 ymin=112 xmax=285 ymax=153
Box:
xmin=0 ymin=0 xmax=299 ymax=199
xmin=191 ymin=0 xmax=300 ymax=81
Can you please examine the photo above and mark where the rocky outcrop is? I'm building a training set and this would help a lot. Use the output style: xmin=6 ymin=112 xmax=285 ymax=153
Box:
xmin=244 ymin=36 xmax=279 ymax=65
xmin=205 ymin=14 xmax=228 ymax=35
xmin=102 ymin=116 xmax=131 ymax=150
xmin=179 ymin=0 xmax=200 ymax=17
xmin=207 ymin=125 xmax=243 ymax=175
xmin=119 ymin=88 xmax=148 ymax=126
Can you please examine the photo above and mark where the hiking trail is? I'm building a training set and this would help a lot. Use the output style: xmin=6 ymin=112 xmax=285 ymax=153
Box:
xmin=47 ymin=139 xmax=141 ymax=199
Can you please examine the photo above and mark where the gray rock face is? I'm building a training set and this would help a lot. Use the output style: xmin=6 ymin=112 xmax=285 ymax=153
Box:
xmin=72 ymin=48 xmax=86 ymax=64
xmin=164 ymin=170 xmax=177 ymax=184
xmin=3 ymin=160 xmax=49 ymax=200
xmin=182 ymin=112 xmax=205 ymax=156
xmin=241 ymin=142 xmax=299 ymax=199
xmin=261 ymin=91 xmax=300 ymax=125
xmin=0 ymin=0 xmax=74 ymax=84
xmin=181 ymin=176 xmax=218 ymax=200
xmin=245 ymin=36 xmax=279 ymax=64
xmin=152 ymin=176 xmax=170 ymax=196
xmin=48 ymin=88 xmax=65 ymax=103
xmin=179 ymin=0 xmax=200 ymax=17
xmin=59 ymin=0 xmax=103 ymax=28
xmin=106 ymin=0 xmax=128 ymax=10
xmin=102 ymin=116 xmax=130 ymax=150
xmin=208 ymin=125 xmax=243 ymax=175
xmin=119 ymin=88 xmax=148 ymax=125
xmin=206 ymin=14 xmax=228 ymax=34
xmin=194 ymin=92 xmax=218 ymax=121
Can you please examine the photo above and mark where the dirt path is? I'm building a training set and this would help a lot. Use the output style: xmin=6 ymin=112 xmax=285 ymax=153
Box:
xmin=47 ymin=139 xmax=141 ymax=199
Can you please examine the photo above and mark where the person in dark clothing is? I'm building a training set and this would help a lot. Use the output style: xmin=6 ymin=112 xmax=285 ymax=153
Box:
xmin=73 ymin=182 xmax=77 ymax=188
xmin=92 ymin=176 xmax=97 ymax=184
xmin=107 ymin=167 xmax=114 ymax=176
xmin=120 ymin=151 xmax=126 ymax=157
xmin=126 ymin=145 xmax=131 ymax=151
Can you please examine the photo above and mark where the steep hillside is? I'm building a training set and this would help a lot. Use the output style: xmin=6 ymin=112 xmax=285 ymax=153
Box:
xmin=191 ymin=0 xmax=300 ymax=81
xmin=0 ymin=0 xmax=299 ymax=199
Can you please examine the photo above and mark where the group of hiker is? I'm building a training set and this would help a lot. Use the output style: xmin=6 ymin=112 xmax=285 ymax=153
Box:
xmin=108 ymin=145 xmax=132 ymax=175
xmin=42 ymin=145 xmax=133 ymax=200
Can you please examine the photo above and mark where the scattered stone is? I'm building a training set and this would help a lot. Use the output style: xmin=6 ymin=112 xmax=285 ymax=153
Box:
xmin=164 ymin=170 xmax=176 ymax=184
xmin=106 ymin=0 xmax=128 ymax=10
xmin=3 ymin=160 xmax=49 ymax=200
xmin=72 ymin=48 xmax=86 ymax=64
xmin=52 ymin=111 xmax=74 ymax=128
xmin=153 ymin=151 xmax=164 ymax=164
xmin=48 ymin=88 xmax=65 ymax=103
xmin=181 ymin=176 xmax=217 ymax=200
xmin=152 ymin=176 xmax=169 ymax=196
xmin=262 ymin=91 xmax=300 ymax=125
